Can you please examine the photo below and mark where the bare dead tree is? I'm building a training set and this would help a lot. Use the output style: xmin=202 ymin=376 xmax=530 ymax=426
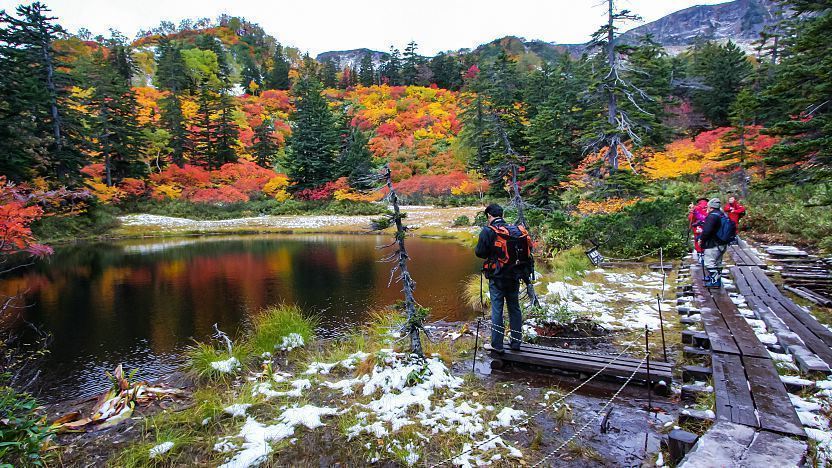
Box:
xmin=585 ymin=0 xmax=648 ymax=174
xmin=372 ymin=165 xmax=424 ymax=357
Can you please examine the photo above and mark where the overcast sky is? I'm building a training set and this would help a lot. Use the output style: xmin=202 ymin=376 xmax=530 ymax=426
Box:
xmin=0 ymin=0 xmax=728 ymax=55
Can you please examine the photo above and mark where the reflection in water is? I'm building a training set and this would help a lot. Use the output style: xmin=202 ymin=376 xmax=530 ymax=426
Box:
xmin=1 ymin=234 xmax=480 ymax=402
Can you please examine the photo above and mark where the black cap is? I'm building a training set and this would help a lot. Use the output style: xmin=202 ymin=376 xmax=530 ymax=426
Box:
xmin=484 ymin=203 xmax=504 ymax=217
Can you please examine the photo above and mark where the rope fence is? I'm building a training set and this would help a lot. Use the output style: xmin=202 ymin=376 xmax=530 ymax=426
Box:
xmin=428 ymin=342 xmax=637 ymax=468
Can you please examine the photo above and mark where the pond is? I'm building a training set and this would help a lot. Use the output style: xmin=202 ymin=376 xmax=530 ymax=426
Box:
xmin=1 ymin=234 xmax=481 ymax=402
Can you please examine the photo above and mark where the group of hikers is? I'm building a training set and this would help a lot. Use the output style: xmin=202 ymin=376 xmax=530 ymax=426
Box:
xmin=688 ymin=196 xmax=746 ymax=288
xmin=474 ymin=196 xmax=748 ymax=352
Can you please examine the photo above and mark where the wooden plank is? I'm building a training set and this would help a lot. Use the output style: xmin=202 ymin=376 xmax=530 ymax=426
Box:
xmin=484 ymin=344 xmax=669 ymax=383
xmin=749 ymin=267 xmax=832 ymax=347
xmin=507 ymin=342 xmax=673 ymax=371
xmin=760 ymin=300 xmax=832 ymax=367
xmin=709 ymin=287 xmax=770 ymax=359
xmin=692 ymin=267 xmax=742 ymax=355
xmin=711 ymin=353 xmax=758 ymax=428
xmin=741 ymin=356 xmax=806 ymax=438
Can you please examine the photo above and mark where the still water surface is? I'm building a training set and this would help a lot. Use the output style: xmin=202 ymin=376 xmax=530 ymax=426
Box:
xmin=1 ymin=234 xmax=480 ymax=402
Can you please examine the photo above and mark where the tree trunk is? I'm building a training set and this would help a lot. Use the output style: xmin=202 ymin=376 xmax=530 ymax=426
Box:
xmin=384 ymin=166 xmax=423 ymax=357
xmin=606 ymin=0 xmax=619 ymax=172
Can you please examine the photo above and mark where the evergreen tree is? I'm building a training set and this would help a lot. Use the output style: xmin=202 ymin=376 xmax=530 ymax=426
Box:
xmin=155 ymin=39 xmax=189 ymax=166
xmin=688 ymin=40 xmax=752 ymax=126
xmin=77 ymin=38 xmax=147 ymax=184
xmin=214 ymin=93 xmax=238 ymax=167
xmin=764 ymin=0 xmax=832 ymax=181
xmin=358 ymin=53 xmax=375 ymax=86
xmin=320 ymin=58 xmax=338 ymax=88
xmin=285 ymin=74 xmax=340 ymax=189
xmin=429 ymin=53 xmax=463 ymax=90
xmin=264 ymin=44 xmax=291 ymax=90
xmin=340 ymin=127 xmax=376 ymax=190
xmin=402 ymin=41 xmax=421 ymax=85
xmin=240 ymin=52 xmax=262 ymax=94
xmin=722 ymin=87 xmax=759 ymax=195
xmin=0 ymin=2 xmax=85 ymax=182
xmin=626 ymin=35 xmax=673 ymax=146
xmin=252 ymin=117 xmax=279 ymax=168
xmin=523 ymin=56 xmax=591 ymax=205
xmin=380 ymin=47 xmax=402 ymax=85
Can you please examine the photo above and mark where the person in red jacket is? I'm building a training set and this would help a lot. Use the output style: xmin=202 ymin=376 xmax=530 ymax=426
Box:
xmin=725 ymin=196 xmax=747 ymax=229
xmin=688 ymin=198 xmax=709 ymax=257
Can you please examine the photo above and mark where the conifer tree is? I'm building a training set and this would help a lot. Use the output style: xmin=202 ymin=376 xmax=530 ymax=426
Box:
xmin=358 ymin=53 xmax=374 ymax=86
xmin=77 ymin=37 xmax=147 ymax=185
xmin=285 ymin=73 xmax=340 ymax=189
xmin=320 ymin=58 xmax=338 ymax=88
xmin=688 ymin=40 xmax=752 ymax=126
xmin=402 ymin=41 xmax=421 ymax=85
xmin=340 ymin=127 xmax=376 ymax=190
xmin=214 ymin=93 xmax=238 ymax=167
xmin=722 ymin=87 xmax=759 ymax=195
xmin=0 ymin=2 xmax=84 ymax=182
xmin=380 ymin=47 xmax=402 ymax=85
xmin=429 ymin=52 xmax=463 ymax=90
xmin=240 ymin=52 xmax=262 ymax=94
xmin=764 ymin=0 xmax=832 ymax=181
xmin=252 ymin=117 xmax=279 ymax=168
xmin=523 ymin=56 xmax=591 ymax=205
xmin=155 ymin=39 xmax=189 ymax=166
xmin=265 ymin=44 xmax=291 ymax=90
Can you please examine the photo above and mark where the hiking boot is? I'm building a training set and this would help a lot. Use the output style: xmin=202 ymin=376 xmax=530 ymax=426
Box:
xmin=510 ymin=342 xmax=522 ymax=351
xmin=705 ymin=279 xmax=722 ymax=288
xmin=491 ymin=347 xmax=505 ymax=355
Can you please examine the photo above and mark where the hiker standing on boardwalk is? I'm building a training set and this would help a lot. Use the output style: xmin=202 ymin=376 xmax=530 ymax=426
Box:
xmin=699 ymin=198 xmax=737 ymax=287
xmin=475 ymin=203 xmax=534 ymax=353
xmin=688 ymin=198 xmax=709 ymax=259
xmin=725 ymin=196 xmax=747 ymax=231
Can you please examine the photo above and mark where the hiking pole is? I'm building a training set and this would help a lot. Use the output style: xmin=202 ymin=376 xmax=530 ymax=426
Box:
xmin=656 ymin=294 xmax=667 ymax=362
xmin=472 ymin=318 xmax=481 ymax=374
xmin=644 ymin=325 xmax=652 ymax=414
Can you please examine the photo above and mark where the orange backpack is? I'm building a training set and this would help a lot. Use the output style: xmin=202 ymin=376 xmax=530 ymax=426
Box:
xmin=483 ymin=224 xmax=534 ymax=279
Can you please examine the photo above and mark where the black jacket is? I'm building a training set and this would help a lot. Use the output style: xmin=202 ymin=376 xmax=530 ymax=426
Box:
xmin=475 ymin=217 xmax=506 ymax=260
xmin=699 ymin=210 xmax=726 ymax=249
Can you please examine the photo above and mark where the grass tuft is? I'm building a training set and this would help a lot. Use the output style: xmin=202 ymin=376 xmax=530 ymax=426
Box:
xmin=183 ymin=341 xmax=249 ymax=382
xmin=249 ymin=304 xmax=318 ymax=355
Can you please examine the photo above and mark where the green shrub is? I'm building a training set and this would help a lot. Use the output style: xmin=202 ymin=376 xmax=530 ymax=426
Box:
xmin=248 ymin=304 xmax=318 ymax=355
xmin=0 ymin=382 xmax=51 ymax=466
xmin=744 ymin=184 xmax=832 ymax=253
xmin=452 ymin=215 xmax=470 ymax=227
xmin=31 ymin=201 xmax=120 ymax=243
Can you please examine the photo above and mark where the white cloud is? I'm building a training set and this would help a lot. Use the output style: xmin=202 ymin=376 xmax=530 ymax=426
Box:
xmin=0 ymin=0 xmax=728 ymax=55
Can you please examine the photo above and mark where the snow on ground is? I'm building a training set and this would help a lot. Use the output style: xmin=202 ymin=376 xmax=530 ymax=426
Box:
xmin=211 ymin=357 xmax=241 ymax=373
xmin=215 ymin=350 xmax=526 ymax=467
xmin=120 ymin=214 xmax=375 ymax=231
xmin=538 ymin=269 xmax=669 ymax=331
xmin=149 ymin=441 xmax=174 ymax=458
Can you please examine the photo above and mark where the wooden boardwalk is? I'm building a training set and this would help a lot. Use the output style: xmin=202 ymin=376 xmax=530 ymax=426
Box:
xmin=732 ymin=265 xmax=832 ymax=371
xmin=485 ymin=343 xmax=673 ymax=385
xmin=689 ymin=264 xmax=805 ymax=437
xmin=727 ymin=240 xmax=767 ymax=268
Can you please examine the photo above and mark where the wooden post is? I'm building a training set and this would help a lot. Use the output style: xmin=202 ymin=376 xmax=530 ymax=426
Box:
xmin=645 ymin=325 xmax=652 ymax=412
xmin=472 ymin=318 xmax=481 ymax=374
xmin=657 ymin=294 xmax=668 ymax=362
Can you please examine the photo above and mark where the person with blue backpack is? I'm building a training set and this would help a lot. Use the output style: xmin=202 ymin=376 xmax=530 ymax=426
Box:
xmin=698 ymin=198 xmax=737 ymax=287
xmin=475 ymin=203 xmax=534 ymax=353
